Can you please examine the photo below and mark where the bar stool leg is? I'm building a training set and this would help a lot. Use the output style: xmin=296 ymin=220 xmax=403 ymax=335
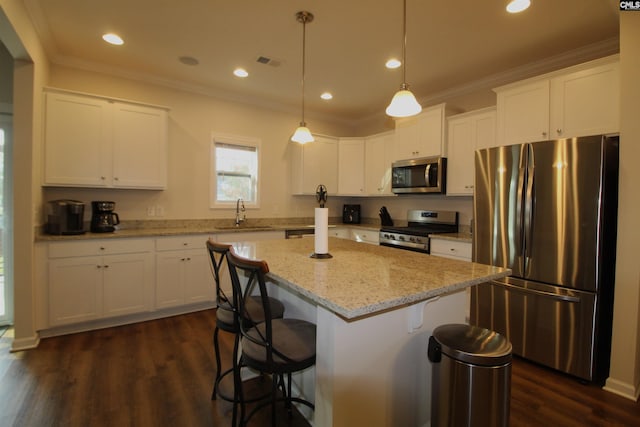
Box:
xmin=212 ymin=326 xmax=222 ymax=400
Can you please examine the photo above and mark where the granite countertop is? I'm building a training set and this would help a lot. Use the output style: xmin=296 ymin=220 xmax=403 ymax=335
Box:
xmin=429 ymin=232 xmax=473 ymax=243
xmin=229 ymin=237 xmax=510 ymax=320
xmin=35 ymin=219 xmax=382 ymax=242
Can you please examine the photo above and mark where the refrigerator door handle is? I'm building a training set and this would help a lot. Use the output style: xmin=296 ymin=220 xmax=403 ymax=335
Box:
xmin=516 ymin=165 xmax=527 ymax=274
xmin=490 ymin=280 xmax=581 ymax=303
xmin=523 ymin=146 xmax=535 ymax=267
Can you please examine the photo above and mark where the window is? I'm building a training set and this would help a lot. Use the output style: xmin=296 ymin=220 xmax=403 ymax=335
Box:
xmin=210 ymin=134 xmax=260 ymax=208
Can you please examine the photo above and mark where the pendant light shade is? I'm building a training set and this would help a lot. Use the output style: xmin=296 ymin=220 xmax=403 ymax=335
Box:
xmin=291 ymin=11 xmax=315 ymax=144
xmin=291 ymin=124 xmax=314 ymax=144
xmin=386 ymin=0 xmax=422 ymax=118
xmin=386 ymin=85 xmax=422 ymax=117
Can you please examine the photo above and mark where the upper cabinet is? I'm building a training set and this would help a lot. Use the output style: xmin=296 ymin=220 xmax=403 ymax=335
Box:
xmin=43 ymin=88 xmax=169 ymax=189
xmin=365 ymin=131 xmax=395 ymax=196
xmin=495 ymin=57 xmax=619 ymax=146
xmin=337 ymin=137 xmax=366 ymax=196
xmin=446 ymin=107 xmax=496 ymax=196
xmin=393 ymin=103 xmax=450 ymax=161
xmin=290 ymin=135 xmax=339 ymax=195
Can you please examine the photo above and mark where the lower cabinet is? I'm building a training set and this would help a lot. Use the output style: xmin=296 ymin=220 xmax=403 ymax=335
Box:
xmin=430 ymin=238 xmax=473 ymax=322
xmin=48 ymin=239 xmax=154 ymax=327
xmin=429 ymin=238 xmax=472 ymax=261
xmin=155 ymin=235 xmax=213 ymax=309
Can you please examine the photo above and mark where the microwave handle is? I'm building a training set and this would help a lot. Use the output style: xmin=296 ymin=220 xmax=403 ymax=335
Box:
xmin=424 ymin=164 xmax=431 ymax=185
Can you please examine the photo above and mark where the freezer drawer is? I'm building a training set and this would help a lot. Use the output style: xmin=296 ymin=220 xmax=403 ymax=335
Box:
xmin=470 ymin=279 xmax=598 ymax=382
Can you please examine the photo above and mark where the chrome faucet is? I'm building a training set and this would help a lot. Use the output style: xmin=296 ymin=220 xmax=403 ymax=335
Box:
xmin=235 ymin=198 xmax=246 ymax=226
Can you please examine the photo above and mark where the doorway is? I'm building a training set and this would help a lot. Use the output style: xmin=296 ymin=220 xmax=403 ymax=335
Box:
xmin=0 ymin=113 xmax=11 ymax=326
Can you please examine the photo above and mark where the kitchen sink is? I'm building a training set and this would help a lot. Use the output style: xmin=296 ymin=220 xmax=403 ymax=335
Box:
xmin=214 ymin=225 xmax=274 ymax=231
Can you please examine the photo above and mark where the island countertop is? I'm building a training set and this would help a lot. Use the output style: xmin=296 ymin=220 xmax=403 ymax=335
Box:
xmin=226 ymin=237 xmax=511 ymax=320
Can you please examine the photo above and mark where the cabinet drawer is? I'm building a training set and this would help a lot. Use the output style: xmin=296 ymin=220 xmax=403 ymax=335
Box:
xmin=430 ymin=239 xmax=472 ymax=261
xmin=156 ymin=235 xmax=210 ymax=251
xmin=48 ymin=238 xmax=154 ymax=258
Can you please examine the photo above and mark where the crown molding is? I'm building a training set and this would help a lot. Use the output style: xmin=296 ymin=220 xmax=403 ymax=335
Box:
xmin=354 ymin=37 xmax=620 ymax=128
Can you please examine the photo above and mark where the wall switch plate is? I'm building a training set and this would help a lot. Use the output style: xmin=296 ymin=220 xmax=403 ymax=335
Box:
xmin=155 ymin=205 xmax=165 ymax=217
xmin=147 ymin=206 xmax=156 ymax=216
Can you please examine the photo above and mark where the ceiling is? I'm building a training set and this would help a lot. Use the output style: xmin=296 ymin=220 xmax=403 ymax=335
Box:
xmin=23 ymin=0 xmax=620 ymax=123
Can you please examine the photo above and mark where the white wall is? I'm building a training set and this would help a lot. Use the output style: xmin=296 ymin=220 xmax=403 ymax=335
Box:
xmin=605 ymin=12 xmax=640 ymax=401
xmin=352 ymin=195 xmax=473 ymax=229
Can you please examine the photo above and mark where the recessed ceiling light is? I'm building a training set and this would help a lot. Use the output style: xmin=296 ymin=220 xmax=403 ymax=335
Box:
xmin=385 ymin=59 xmax=401 ymax=69
xmin=179 ymin=56 xmax=199 ymax=66
xmin=320 ymin=92 xmax=333 ymax=100
xmin=102 ymin=33 xmax=124 ymax=45
xmin=233 ymin=68 xmax=249 ymax=78
xmin=506 ymin=0 xmax=530 ymax=13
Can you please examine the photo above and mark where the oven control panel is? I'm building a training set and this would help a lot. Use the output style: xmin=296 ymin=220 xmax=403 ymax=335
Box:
xmin=379 ymin=231 xmax=430 ymax=253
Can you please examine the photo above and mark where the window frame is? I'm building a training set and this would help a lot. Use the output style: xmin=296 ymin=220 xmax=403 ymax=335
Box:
xmin=210 ymin=133 xmax=261 ymax=209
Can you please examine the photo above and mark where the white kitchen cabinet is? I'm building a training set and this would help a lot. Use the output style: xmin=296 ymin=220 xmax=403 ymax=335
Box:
xmin=495 ymin=57 xmax=619 ymax=146
xmin=549 ymin=61 xmax=619 ymax=139
xmin=393 ymin=103 xmax=450 ymax=161
xmin=329 ymin=227 xmax=350 ymax=239
xmin=112 ymin=102 xmax=168 ymax=188
xmin=337 ymin=138 xmax=365 ymax=195
xmin=446 ymin=108 xmax=496 ymax=195
xmin=43 ymin=88 xmax=168 ymax=189
xmin=364 ymin=131 xmax=394 ymax=196
xmin=430 ymin=238 xmax=472 ymax=261
xmin=155 ymin=235 xmax=213 ymax=309
xmin=47 ymin=239 xmax=154 ymax=327
xmin=290 ymin=135 xmax=339 ymax=195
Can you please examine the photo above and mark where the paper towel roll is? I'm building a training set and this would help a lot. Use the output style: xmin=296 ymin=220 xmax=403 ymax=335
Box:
xmin=314 ymin=207 xmax=329 ymax=255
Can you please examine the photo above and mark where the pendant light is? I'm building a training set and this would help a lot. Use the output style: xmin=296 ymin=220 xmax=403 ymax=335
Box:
xmin=386 ymin=0 xmax=422 ymax=118
xmin=291 ymin=11 xmax=314 ymax=144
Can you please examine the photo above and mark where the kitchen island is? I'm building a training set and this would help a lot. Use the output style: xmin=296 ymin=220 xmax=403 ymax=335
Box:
xmin=223 ymin=237 xmax=511 ymax=427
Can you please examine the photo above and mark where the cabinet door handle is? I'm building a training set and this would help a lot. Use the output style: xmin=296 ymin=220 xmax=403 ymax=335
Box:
xmin=101 ymin=176 xmax=106 ymax=180
xmin=114 ymin=177 xmax=119 ymax=181
xmin=556 ymin=128 xmax=562 ymax=135
xmin=542 ymin=131 xmax=547 ymax=138
xmin=104 ymin=265 xmax=109 ymax=268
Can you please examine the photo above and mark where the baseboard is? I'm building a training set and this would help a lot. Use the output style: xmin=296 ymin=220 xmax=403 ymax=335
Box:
xmin=603 ymin=376 xmax=640 ymax=401
xmin=11 ymin=334 xmax=41 ymax=352
xmin=38 ymin=302 xmax=215 ymax=339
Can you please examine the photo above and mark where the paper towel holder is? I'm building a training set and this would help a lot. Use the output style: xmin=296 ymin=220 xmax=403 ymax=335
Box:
xmin=311 ymin=184 xmax=332 ymax=259
xmin=310 ymin=252 xmax=332 ymax=259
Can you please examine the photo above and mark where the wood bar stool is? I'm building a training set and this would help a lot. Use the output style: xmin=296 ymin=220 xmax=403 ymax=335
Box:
xmin=206 ymin=239 xmax=285 ymax=425
xmin=226 ymin=249 xmax=316 ymax=426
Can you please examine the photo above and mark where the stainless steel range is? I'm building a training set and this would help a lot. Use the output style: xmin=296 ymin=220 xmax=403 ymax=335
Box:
xmin=379 ymin=210 xmax=458 ymax=253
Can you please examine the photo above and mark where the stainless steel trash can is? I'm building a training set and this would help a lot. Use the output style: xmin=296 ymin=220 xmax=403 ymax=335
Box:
xmin=428 ymin=324 xmax=512 ymax=427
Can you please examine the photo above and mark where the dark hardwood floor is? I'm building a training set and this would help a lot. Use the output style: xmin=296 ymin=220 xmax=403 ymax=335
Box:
xmin=0 ymin=310 xmax=638 ymax=426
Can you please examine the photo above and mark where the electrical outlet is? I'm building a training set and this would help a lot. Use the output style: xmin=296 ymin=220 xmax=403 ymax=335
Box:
xmin=156 ymin=205 xmax=165 ymax=217
xmin=147 ymin=206 xmax=156 ymax=216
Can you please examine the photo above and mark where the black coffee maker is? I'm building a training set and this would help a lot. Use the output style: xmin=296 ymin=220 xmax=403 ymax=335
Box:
xmin=90 ymin=201 xmax=120 ymax=233
xmin=45 ymin=199 xmax=86 ymax=235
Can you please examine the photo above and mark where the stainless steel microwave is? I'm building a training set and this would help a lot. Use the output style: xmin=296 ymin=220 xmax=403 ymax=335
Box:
xmin=391 ymin=156 xmax=446 ymax=194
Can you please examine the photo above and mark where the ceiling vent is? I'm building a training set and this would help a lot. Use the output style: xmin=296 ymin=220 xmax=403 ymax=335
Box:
xmin=256 ymin=56 xmax=281 ymax=67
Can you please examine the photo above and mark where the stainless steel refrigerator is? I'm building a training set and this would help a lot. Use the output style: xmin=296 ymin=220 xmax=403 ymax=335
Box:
xmin=471 ymin=134 xmax=619 ymax=384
